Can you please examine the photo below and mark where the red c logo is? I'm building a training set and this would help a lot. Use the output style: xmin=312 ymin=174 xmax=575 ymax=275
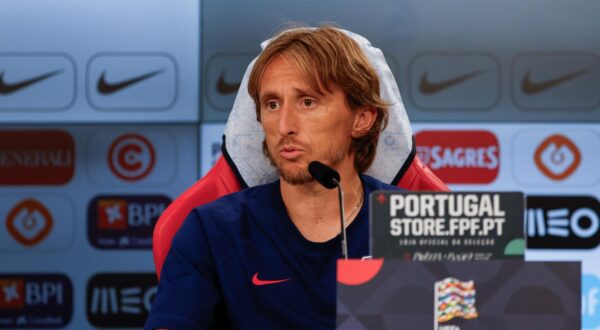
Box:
xmin=108 ymin=133 xmax=155 ymax=181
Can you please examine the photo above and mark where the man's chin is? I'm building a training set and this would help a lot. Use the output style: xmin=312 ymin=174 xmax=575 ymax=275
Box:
xmin=277 ymin=167 xmax=314 ymax=185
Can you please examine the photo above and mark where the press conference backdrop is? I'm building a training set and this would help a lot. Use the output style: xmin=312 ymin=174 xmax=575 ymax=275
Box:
xmin=1 ymin=0 xmax=599 ymax=329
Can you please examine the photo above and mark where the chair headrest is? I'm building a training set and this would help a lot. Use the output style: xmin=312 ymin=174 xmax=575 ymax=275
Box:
xmin=223 ymin=28 xmax=413 ymax=188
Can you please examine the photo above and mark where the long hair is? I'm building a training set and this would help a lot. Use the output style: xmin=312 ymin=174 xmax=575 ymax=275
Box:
xmin=247 ymin=26 xmax=389 ymax=173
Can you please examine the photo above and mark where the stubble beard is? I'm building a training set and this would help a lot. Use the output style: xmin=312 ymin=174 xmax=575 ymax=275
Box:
xmin=263 ymin=139 xmax=349 ymax=186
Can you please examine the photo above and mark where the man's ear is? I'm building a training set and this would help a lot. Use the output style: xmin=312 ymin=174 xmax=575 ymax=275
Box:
xmin=351 ymin=107 xmax=377 ymax=138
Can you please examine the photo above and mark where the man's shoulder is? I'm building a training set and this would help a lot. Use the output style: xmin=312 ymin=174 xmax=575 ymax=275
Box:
xmin=193 ymin=180 xmax=278 ymax=220
xmin=361 ymin=174 xmax=404 ymax=192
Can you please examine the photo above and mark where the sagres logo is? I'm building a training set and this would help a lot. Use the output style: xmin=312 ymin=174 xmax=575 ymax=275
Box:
xmin=86 ymin=273 xmax=157 ymax=328
xmin=108 ymin=133 xmax=155 ymax=181
xmin=0 ymin=130 xmax=74 ymax=185
xmin=534 ymin=134 xmax=581 ymax=181
xmin=88 ymin=195 xmax=171 ymax=249
xmin=416 ymin=130 xmax=499 ymax=184
xmin=6 ymin=199 xmax=52 ymax=246
xmin=526 ymin=196 xmax=600 ymax=249
xmin=0 ymin=274 xmax=72 ymax=328
xmin=583 ymin=274 xmax=600 ymax=329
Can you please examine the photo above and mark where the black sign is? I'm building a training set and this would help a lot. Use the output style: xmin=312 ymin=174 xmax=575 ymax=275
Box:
xmin=371 ymin=192 xmax=524 ymax=260
xmin=0 ymin=274 xmax=73 ymax=328
xmin=86 ymin=273 xmax=157 ymax=327
xmin=526 ymin=195 xmax=600 ymax=249
xmin=337 ymin=260 xmax=581 ymax=329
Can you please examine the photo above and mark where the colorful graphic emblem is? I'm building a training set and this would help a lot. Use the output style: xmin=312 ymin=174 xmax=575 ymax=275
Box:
xmin=435 ymin=277 xmax=478 ymax=329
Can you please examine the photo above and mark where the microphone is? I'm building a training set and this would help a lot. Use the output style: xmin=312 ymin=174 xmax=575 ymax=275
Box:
xmin=308 ymin=161 xmax=348 ymax=259
xmin=308 ymin=161 xmax=340 ymax=189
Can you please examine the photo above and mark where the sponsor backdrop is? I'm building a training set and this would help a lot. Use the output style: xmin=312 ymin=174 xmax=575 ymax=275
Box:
xmin=1 ymin=0 xmax=599 ymax=329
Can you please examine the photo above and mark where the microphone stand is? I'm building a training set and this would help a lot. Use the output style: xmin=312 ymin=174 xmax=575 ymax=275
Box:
xmin=333 ymin=178 xmax=348 ymax=260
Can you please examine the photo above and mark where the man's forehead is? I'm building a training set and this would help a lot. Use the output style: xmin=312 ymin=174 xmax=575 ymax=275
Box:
xmin=259 ymin=55 xmax=328 ymax=96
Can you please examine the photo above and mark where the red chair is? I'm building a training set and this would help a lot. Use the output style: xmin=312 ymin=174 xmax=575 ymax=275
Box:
xmin=152 ymin=28 xmax=449 ymax=278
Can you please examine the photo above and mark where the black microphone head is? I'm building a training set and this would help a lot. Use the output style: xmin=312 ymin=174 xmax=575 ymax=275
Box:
xmin=308 ymin=161 xmax=340 ymax=189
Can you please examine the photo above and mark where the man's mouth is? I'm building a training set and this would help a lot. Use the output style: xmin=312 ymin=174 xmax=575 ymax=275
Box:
xmin=279 ymin=146 xmax=303 ymax=160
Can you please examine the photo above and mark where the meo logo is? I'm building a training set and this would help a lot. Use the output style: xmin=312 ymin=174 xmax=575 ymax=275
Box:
xmin=526 ymin=196 xmax=600 ymax=249
xmin=86 ymin=273 xmax=157 ymax=327
xmin=108 ymin=133 xmax=155 ymax=181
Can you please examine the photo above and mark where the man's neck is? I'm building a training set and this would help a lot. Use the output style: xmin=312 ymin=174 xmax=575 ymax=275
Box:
xmin=280 ymin=164 xmax=364 ymax=243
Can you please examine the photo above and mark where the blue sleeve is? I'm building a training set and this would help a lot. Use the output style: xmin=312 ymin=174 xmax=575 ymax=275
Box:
xmin=144 ymin=209 xmax=223 ymax=330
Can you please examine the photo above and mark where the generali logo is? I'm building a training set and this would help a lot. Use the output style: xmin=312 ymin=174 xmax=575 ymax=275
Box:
xmin=107 ymin=133 xmax=155 ymax=181
xmin=415 ymin=130 xmax=499 ymax=184
xmin=0 ymin=131 xmax=75 ymax=185
xmin=534 ymin=134 xmax=581 ymax=181
xmin=6 ymin=199 xmax=53 ymax=246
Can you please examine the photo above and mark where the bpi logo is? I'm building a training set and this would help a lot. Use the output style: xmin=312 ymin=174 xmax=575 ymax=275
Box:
xmin=86 ymin=273 xmax=157 ymax=327
xmin=526 ymin=196 xmax=600 ymax=249
xmin=0 ymin=278 xmax=24 ymax=308
xmin=88 ymin=195 xmax=171 ymax=249
xmin=108 ymin=133 xmax=155 ymax=181
xmin=5 ymin=199 xmax=53 ymax=246
xmin=534 ymin=134 xmax=581 ymax=181
xmin=415 ymin=130 xmax=499 ymax=184
xmin=0 ymin=274 xmax=72 ymax=328
xmin=583 ymin=274 xmax=600 ymax=329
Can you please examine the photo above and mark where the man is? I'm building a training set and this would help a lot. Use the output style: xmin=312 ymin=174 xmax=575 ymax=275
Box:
xmin=145 ymin=26 xmax=400 ymax=330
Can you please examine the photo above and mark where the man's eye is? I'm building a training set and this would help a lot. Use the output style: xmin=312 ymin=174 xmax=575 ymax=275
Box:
xmin=302 ymin=99 xmax=314 ymax=107
xmin=266 ymin=101 xmax=279 ymax=110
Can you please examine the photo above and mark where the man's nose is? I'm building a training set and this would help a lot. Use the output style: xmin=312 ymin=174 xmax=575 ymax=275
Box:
xmin=278 ymin=103 xmax=298 ymax=136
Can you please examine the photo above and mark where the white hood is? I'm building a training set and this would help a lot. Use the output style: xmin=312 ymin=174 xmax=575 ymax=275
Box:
xmin=223 ymin=28 xmax=413 ymax=187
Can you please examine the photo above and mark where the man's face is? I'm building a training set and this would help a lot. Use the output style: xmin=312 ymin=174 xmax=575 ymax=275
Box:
xmin=258 ymin=55 xmax=357 ymax=185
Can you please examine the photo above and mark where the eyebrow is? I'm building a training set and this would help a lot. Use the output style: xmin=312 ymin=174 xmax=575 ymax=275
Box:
xmin=259 ymin=92 xmax=279 ymax=105
xmin=292 ymin=87 xmax=322 ymax=97
xmin=258 ymin=83 xmax=326 ymax=105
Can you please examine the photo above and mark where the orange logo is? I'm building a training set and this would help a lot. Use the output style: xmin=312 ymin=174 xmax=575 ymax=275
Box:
xmin=534 ymin=134 xmax=581 ymax=180
xmin=0 ymin=131 xmax=75 ymax=185
xmin=0 ymin=279 xmax=24 ymax=308
xmin=108 ymin=134 xmax=155 ymax=181
xmin=6 ymin=199 xmax=53 ymax=246
xmin=98 ymin=199 xmax=127 ymax=230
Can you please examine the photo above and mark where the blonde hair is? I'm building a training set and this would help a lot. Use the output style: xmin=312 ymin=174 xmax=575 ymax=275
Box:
xmin=248 ymin=26 xmax=389 ymax=173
